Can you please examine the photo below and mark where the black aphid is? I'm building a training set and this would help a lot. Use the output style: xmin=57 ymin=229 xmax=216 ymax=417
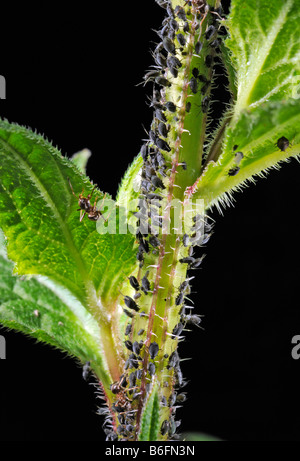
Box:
xmin=205 ymin=54 xmax=214 ymax=67
xmin=190 ymin=256 xmax=205 ymax=269
xmin=141 ymin=271 xmax=151 ymax=294
xmin=155 ymin=108 xmax=167 ymax=123
xmin=149 ymin=341 xmax=159 ymax=359
xmin=201 ymin=96 xmax=210 ymax=113
xmin=176 ymin=292 xmax=185 ymax=306
xmin=148 ymin=362 xmax=156 ymax=377
xmin=172 ymin=322 xmax=184 ymax=338
xmin=163 ymin=36 xmax=176 ymax=55
xmin=124 ymin=296 xmax=140 ymax=312
xmin=137 ymin=328 xmax=145 ymax=336
xmin=149 ymin=235 xmax=161 ymax=248
xmin=189 ymin=77 xmax=198 ymax=94
xmin=82 ymin=361 xmax=91 ymax=381
xmin=174 ymin=5 xmax=186 ymax=21
xmin=176 ymin=33 xmax=186 ymax=46
xmin=179 ymin=256 xmax=195 ymax=265
xmin=168 ymin=350 xmax=179 ymax=369
xmin=161 ymin=420 xmax=169 ymax=436
xmin=182 ymin=314 xmax=202 ymax=327
xmin=155 ymin=76 xmax=172 ymax=87
xmin=129 ymin=275 xmax=140 ymax=291
xmin=176 ymin=393 xmax=187 ymax=403
xmin=125 ymin=340 xmax=133 ymax=351
xmin=277 ymin=136 xmax=290 ymax=152
xmin=165 ymin=101 xmax=177 ymax=112
xmin=228 ymin=166 xmax=240 ymax=176
xmin=123 ymin=308 xmax=134 ymax=318
xmin=205 ymin=24 xmax=216 ymax=40
xmin=125 ymin=323 xmax=132 ymax=336
xmin=132 ymin=341 xmax=141 ymax=355
xmin=151 ymin=175 xmax=166 ymax=190
xmin=195 ymin=41 xmax=203 ymax=55
xmin=158 ymin=122 xmax=169 ymax=138
xmin=186 ymin=101 xmax=191 ymax=112
xmin=156 ymin=137 xmax=171 ymax=152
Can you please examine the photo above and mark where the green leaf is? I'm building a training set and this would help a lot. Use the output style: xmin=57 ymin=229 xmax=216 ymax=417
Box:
xmin=138 ymin=380 xmax=160 ymax=441
xmin=0 ymin=251 xmax=112 ymax=388
xmin=0 ymin=119 xmax=136 ymax=310
xmin=225 ymin=0 xmax=300 ymax=117
xmin=70 ymin=148 xmax=91 ymax=174
xmin=195 ymin=99 xmax=300 ymax=210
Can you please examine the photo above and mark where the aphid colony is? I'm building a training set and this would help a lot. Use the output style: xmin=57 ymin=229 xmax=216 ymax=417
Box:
xmin=96 ymin=0 xmax=220 ymax=441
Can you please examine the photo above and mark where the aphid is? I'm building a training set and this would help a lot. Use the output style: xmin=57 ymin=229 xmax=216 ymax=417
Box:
xmin=233 ymin=144 xmax=239 ymax=151
xmin=176 ymin=393 xmax=187 ymax=403
xmin=129 ymin=275 xmax=140 ymax=291
xmin=174 ymin=5 xmax=186 ymax=21
xmin=169 ymin=18 xmax=179 ymax=32
xmin=156 ymin=137 xmax=171 ymax=152
xmin=201 ymin=80 xmax=210 ymax=95
xmin=125 ymin=340 xmax=133 ymax=351
xmin=141 ymin=144 xmax=148 ymax=161
xmin=68 ymin=179 xmax=107 ymax=223
xmin=190 ymin=255 xmax=205 ymax=269
xmin=128 ymin=353 xmax=139 ymax=369
xmin=175 ymin=291 xmax=185 ymax=306
xmin=189 ymin=77 xmax=198 ymax=94
xmin=125 ymin=323 xmax=132 ymax=336
xmin=228 ymin=166 xmax=240 ymax=176
xmin=132 ymin=341 xmax=141 ymax=355
xmin=154 ymin=52 xmax=167 ymax=68
xmin=155 ymin=76 xmax=172 ymax=87
xmin=201 ymin=96 xmax=210 ymax=113
xmin=151 ymin=175 xmax=166 ymax=190
xmin=163 ymin=36 xmax=176 ymax=55
xmin=149 ymin=341 xmax=159 ymax=359
xmin=161 ymin=395 xmax=168 ymax=406
xmin=182 ymin=233 xmax=189 ymax=247
xmin=161 ymin=420 xmax=169 ymax=436
xmin=129 ymin=371 xmax=137 ymax=388
xmin=277 ymin=136 xmax=290 ymax=152
xmin=176 ymin=33 xmax=186 ymax=47
xmin=148 ymin=362 xmax=156 ymax=377
xmin=82 ymin=361 xmax=91 ymax=381
xmin=183 ymin=21 xmax=190 ymax=33
xmin=165 ymin=101 xmax=177 ymax=112
xmin=155 ymin=108 xmax=167 ymax=123
xmin=124 ymin=296 xmax=140 ymax=312
xmin=205 ymin=24 xmax=216 ymax=40
xmin=234 ymin=151 xmax=244 ymax=165
xmin=137 ymin=328 xmax=145 ymax=336
xmin=172 ymin=322 xmax=184 ymax=338
xmin=186 ymin=101 xmax=191 ymax=112
xmin=168 ymin=350 xmax=179 ymax=369
xmin=158 ymin=122 xmax=169 ymax=138
xmin=141 ymin=271 xmax=151 ymax=294
xmin=205 ymin=54 xmax=214 ymax=67
xmin=182 ymin=314 xmax=202 ymax=327
xmin=179 ymin=256 xmax=195 ymax=265
xmin=195 ymin=41 xmax=203 ymax=55
xmin=167 ymin=55 xmax=182 ymax=69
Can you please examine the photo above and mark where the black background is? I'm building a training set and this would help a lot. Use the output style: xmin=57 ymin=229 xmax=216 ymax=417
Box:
xmin=0 ymin=0 xmax=300 ymax=442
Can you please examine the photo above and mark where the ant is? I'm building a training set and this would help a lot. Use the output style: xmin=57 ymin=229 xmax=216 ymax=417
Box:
xmin=68 ymin=178 xmax=107 ymax=222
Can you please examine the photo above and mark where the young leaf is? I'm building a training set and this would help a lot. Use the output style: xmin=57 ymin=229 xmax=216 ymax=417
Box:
xmin=196 ymin=99 xmax=300 ymax=210
xmin=0 ymin=120 xmax=136 ymax=309
xmin=138 ymin=380 xmax=160 ymax=441
xmin=225 ymin=0 xmax=300 ymax=116
xmin=70 ymin=148 xmax=91 ymax=174
xmin=0 ymin=250 xmax=113 ymax=390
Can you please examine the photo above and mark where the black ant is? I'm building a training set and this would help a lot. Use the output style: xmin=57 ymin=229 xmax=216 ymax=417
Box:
xmin=68 ymin=178 xmax=107 ymax=222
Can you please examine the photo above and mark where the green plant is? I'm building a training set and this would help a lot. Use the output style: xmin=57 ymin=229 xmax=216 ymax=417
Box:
xmin=0 ymin=0 xmax=299 ymax=441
